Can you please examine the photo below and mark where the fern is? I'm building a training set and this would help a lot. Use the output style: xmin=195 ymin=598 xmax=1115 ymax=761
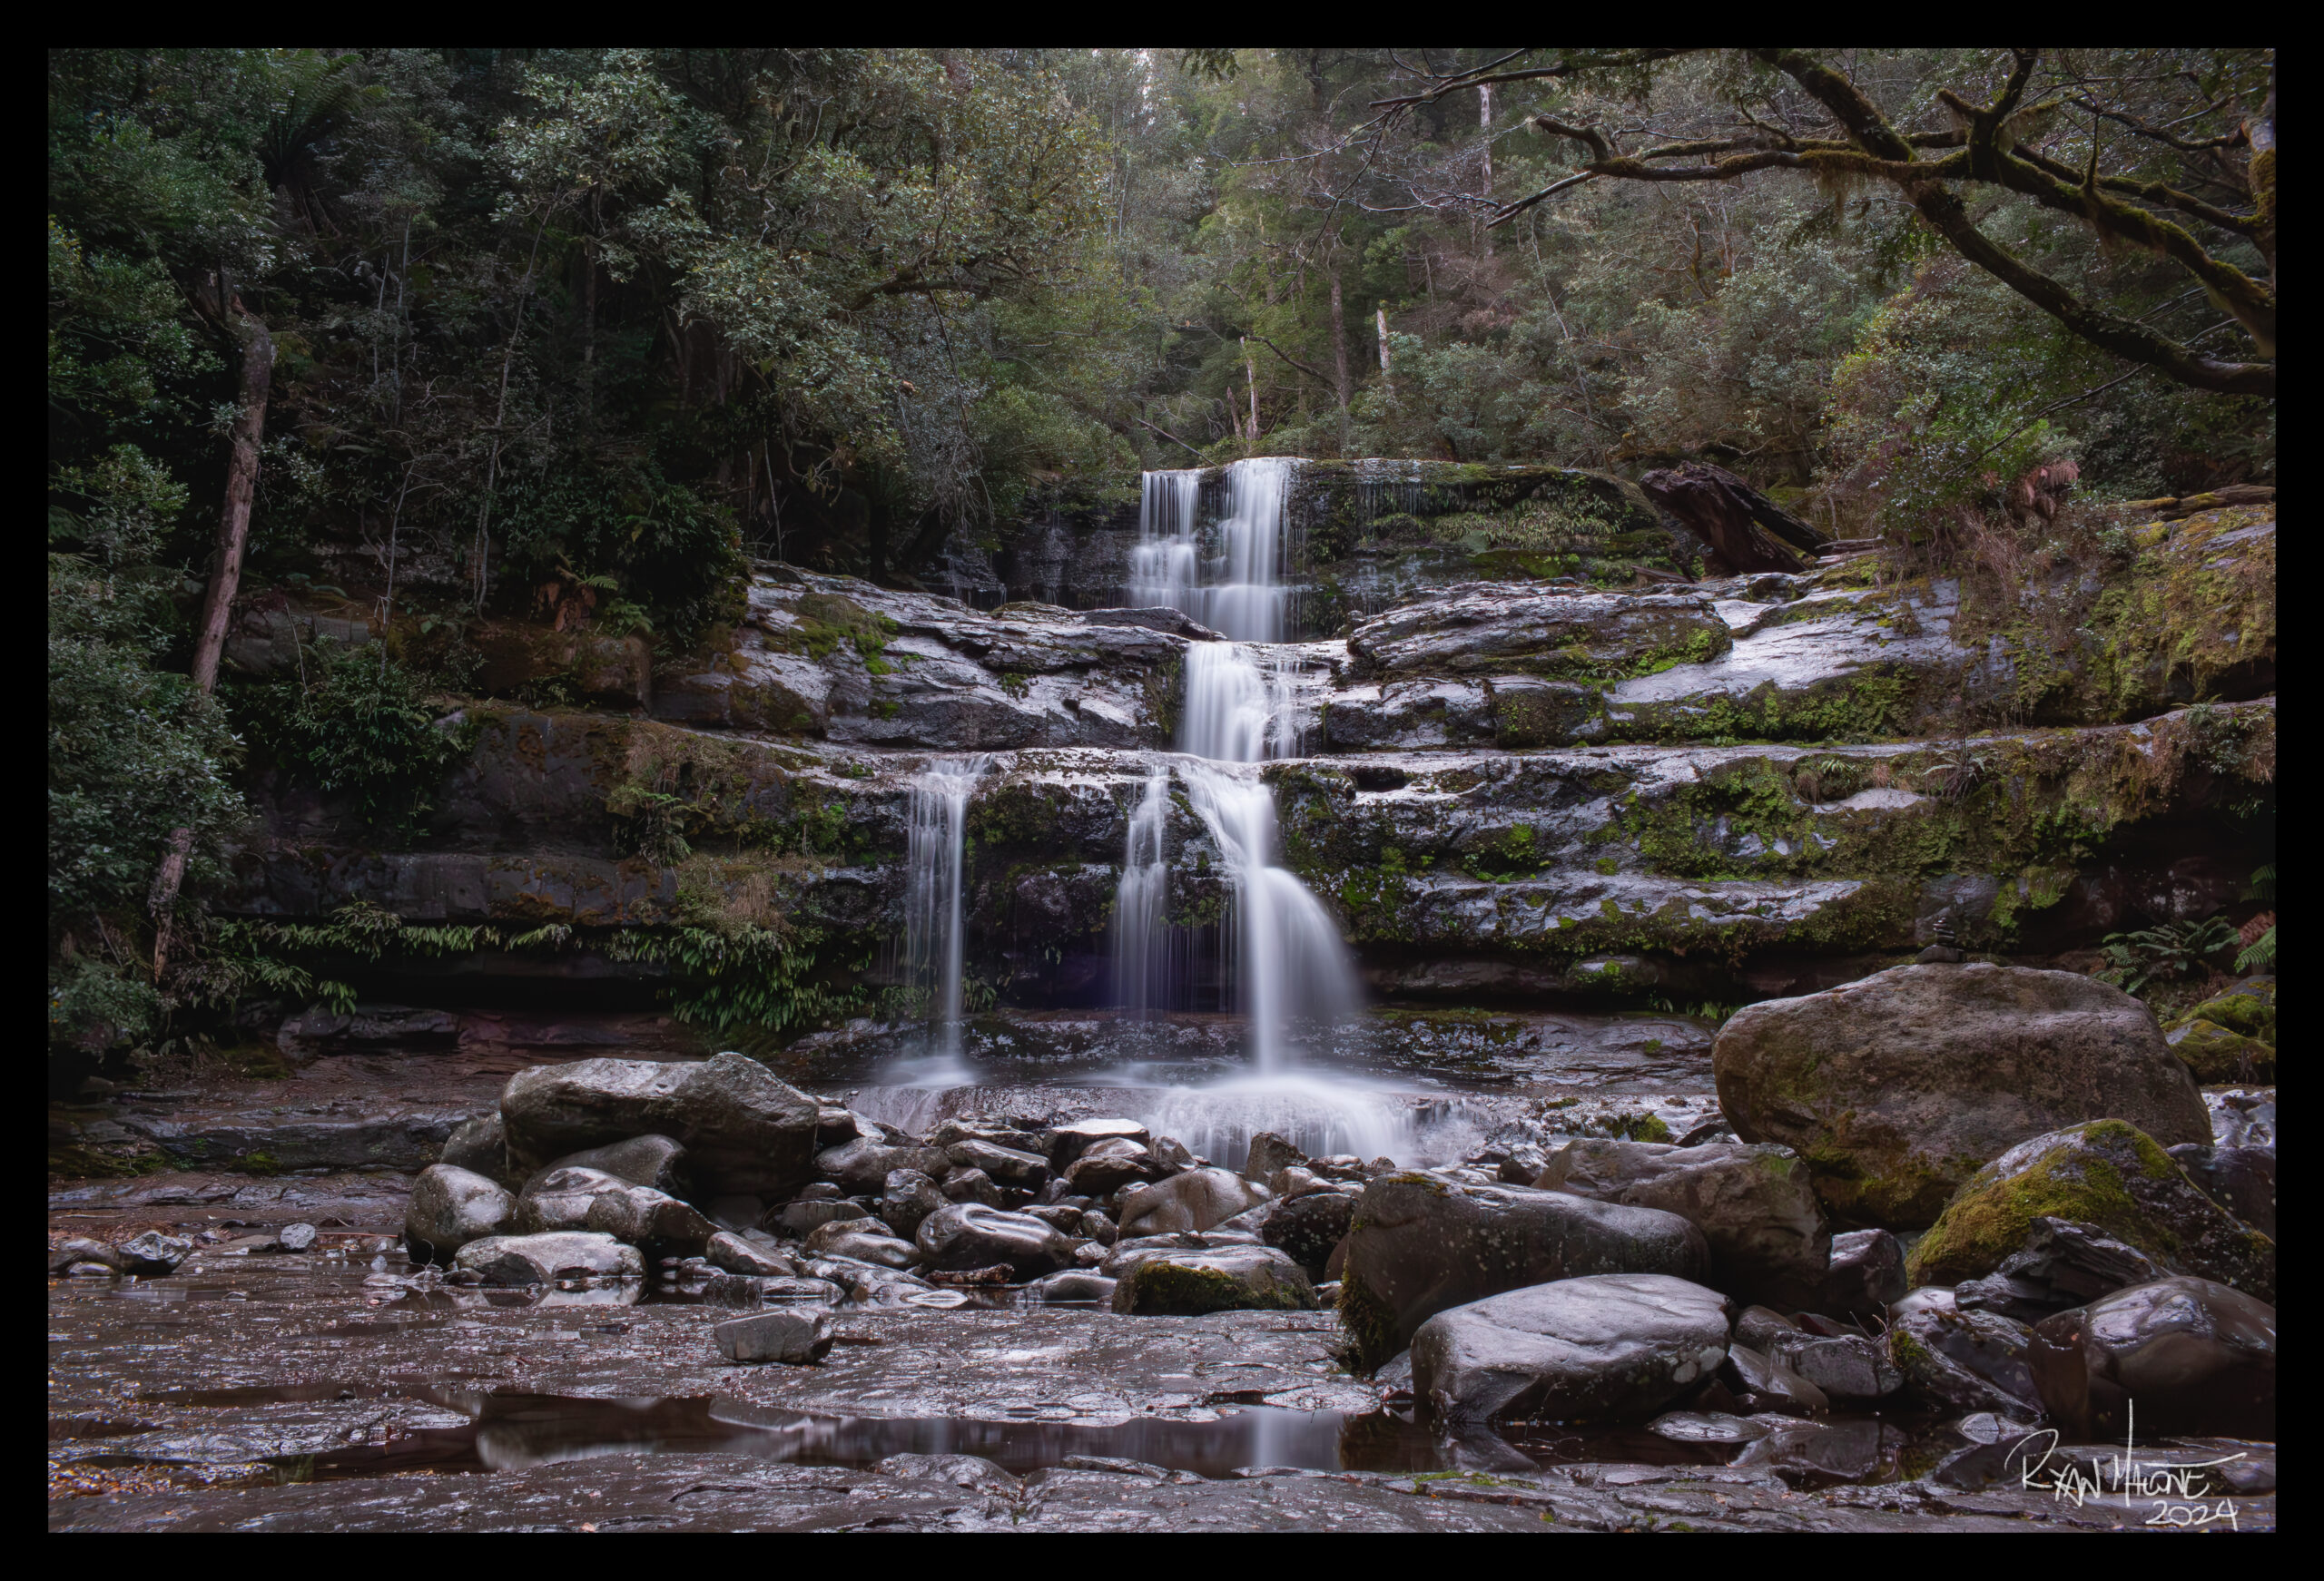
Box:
xmin=2234 ymin=925 xmax=2276 ymax=975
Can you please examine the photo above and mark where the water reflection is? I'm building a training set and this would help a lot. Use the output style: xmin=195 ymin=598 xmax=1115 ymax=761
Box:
xmin=288 ymin=1393 xmax=1747 ymax=1483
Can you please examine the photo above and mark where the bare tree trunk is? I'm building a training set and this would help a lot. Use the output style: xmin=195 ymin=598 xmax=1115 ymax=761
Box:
xmin=1327 ymin=255 xmax=1352 ymax=450
xmin=1242 ymin=337 xmax=1261 ymax=442
xmin=1376 ymin=304 xmax=1394 ymax=394
xmin=155 ymin=296 xmax=273 ymax=979
xmin=1478 ymin=81 xmax=1494 ymax=259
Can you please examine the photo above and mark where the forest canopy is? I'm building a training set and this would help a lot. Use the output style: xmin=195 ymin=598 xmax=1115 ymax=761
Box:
xmin=46 ymin=47 xmax=2274 ymax=1063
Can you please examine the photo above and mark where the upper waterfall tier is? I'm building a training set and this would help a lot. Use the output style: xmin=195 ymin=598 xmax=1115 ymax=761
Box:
xmin=1131 ymin=457 xmax=1303 ymax=643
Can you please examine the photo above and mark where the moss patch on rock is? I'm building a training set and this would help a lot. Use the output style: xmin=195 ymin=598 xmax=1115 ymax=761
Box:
xmin=1907 ymin=1119 xmax=2274 ymax=1300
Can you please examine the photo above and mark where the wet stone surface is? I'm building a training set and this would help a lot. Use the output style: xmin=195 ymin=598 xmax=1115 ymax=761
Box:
xmin=49 ymin=1227 xmax=2274 ymax=1532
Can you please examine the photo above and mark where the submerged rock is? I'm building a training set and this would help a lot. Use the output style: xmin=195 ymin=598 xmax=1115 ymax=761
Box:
xmin=1714 ymin=965 xmax=2211 ymax=1227
xmin=1537 ymin=1137 xmax=1829 ymax=1309
xmin=500 ymin=1054 xmax=820 ymax=1199
xmin=1908 ymin=1121 xmax=2275 ymax=1301
xmin=1410 ymin=1272 xmax=1731 ymax=1425
xmin=452 ymin=1231 xmax=645 ymax=1285
xmin=404 ymin=1164 xmax=515 ymax=1263
xmin=1110 ymin=1245 xmax=1317 ymax=1315
xmin=2028 ymin=1276 xmax=2275 ymax=1442
xmin=1335 ymin=1175 xmax=1709 ymax=1370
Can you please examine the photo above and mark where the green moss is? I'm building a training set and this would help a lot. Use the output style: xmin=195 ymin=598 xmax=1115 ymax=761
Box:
xmin=1908 ymin=1122 xmax=2167 ymax=1286
xmin=1336 ymin=1267 xmax=1403 ymax=1374
xmin=1122 ymin=1261 xmax=1301 ymax=1316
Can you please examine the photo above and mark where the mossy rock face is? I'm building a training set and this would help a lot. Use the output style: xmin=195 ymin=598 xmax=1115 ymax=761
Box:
xmin=1108 ymin=1247 xmax=1315 ymax=1315
xmin=1907 ymin=1120 xmax=2275 ymax=1301
xmin=1714 ymin=964 xmax=2211 ymax=1229
xmin=2165 ymin=981 xmax=2274 ymax=1046
xmin=2163 ymin=1018 xmax=2276 ymax=1083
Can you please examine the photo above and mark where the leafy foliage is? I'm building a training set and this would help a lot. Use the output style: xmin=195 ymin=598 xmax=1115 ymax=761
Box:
xmin=241 ymin=643 xmax=469 ymax=831
xmin=2098 ymin=916 xmax=2240 ymax=996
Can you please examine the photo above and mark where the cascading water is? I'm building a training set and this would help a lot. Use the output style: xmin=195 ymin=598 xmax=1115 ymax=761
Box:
xmin=901 ymin=754 xmax=990 ymax=1079
xmin=1108 ymin=459 xmax=1391 ymax=1158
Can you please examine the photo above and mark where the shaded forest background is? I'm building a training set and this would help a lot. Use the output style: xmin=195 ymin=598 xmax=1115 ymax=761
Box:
xmin=48 ymin=47 xmax=2275 ymax=1063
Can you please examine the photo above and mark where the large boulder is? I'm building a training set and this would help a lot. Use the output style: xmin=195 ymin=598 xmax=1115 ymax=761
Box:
xmin=2028 ymin=1276 xmax=2275 ymax=1442
xmin=1713 ymin=965 xmax=2211 ymax=1227
xmin=1335 ymin=1175 xmax=1709 ymax=1371
xmin=1886 ymin=1302 xmax=2043 ymax=1418
xmin=438 ymin=1113 xmax=517 ymax=1187
xmin=499 ymin=1054 xmax=820 ymax=1198
xmin=512 ymin=1166 xmax=716 ymax=1253
xmin=452 ymin=1231 xmax=644 ymax=1285
xmin=1537 ymin=1138 xmax=1829 ymax=1309
xmin=404 ymin=1164 xmax=514 ymax=1263
xmin=1410 ymin=1273 xmax=1731 ymax=1426
xmin=913 ymin=1203 xmax=1075 ymax=1278
xmin=1908 ymin=1121 xmax=2275 ymax=1301
xmin=524 ymin=1134 xmax=688 ymax=1197
xmin=1261 ymin=1189 xmax=1358 ymax=1278
xmin=1115 ymin=1167 xmax=1271 ymax=1238
xmin=1109 ymin=1245 xmax=1317 ymax=1315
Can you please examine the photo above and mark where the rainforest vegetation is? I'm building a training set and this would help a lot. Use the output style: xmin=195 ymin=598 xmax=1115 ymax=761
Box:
xmin=48 ymin=47 xmax=2275 ymax=1064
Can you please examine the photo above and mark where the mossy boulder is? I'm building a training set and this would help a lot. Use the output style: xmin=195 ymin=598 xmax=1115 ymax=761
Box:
xmin=2173 ymin=979 xmax=2275 ymax=1044
xmin=1109 ymin=1245 xmax=1315 ymax=1315
xmin=2163 ymin=1018 xmax=2276 ymax=1083
xmin=1908 ymin=1121 xmax=2275 ymax=1301
xmin=1713 ymin=964 xmax=2211 ymax=1228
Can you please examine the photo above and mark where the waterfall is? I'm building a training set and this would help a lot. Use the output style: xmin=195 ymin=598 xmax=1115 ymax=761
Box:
xmin=1128 ymin=456 xmax=1302 ymax=643
xmin=1111 ymin=771 xmax=1173 ymax=1017
xmin=904 ymin=754 xmax=990 ymax=1067
xmin=1116 ymin=457 xmax=1361 ymax=1073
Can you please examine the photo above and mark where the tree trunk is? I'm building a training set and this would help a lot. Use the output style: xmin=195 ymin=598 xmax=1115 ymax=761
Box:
xmin=190 ymin=306 xmax=275 ymax=691
xmin=1376 ymin=305 xmax=1394 ymax=393
xmin=1243 ymin=338 xmax=1261 ymax=441
xmin=1639 ymin=461 xmax=1822 ymax=574
xmin=156 ymin=298 xmax=273 ymax=979
xmin=1478 ymin=81 xmax=1493 ymax=259
xmin=1327 ymin=259 xmax=1352 ymax=428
